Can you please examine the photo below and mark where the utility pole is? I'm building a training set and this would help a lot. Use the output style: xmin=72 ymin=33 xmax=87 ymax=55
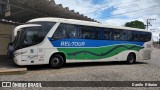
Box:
xmin=146 ymin=19 xmax=156 ymax=30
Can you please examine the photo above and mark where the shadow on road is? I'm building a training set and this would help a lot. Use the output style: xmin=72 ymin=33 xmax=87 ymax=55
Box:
xmin=64 ymin=61 xmax=148 ymax=68
xmin=27 ymin=61 xmax=148 ymax=71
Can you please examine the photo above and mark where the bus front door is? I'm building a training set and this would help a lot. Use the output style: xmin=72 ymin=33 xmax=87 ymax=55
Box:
xmin=27 ymin=47 xmax=44 ymax=64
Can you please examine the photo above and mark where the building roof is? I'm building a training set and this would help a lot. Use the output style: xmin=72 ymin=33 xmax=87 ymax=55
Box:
xmin=28 ymin=17 xmax=149 ymax=32
xmin=0 ymin=0 xmax=96 ymax=24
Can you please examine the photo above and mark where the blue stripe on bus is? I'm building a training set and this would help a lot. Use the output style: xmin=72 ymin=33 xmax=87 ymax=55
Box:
xmin=48 ymin=38 xmax=144 ymax=47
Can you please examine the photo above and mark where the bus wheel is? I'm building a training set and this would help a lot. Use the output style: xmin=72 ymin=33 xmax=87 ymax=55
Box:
xmin=127 ymin=53 xmax=136 ymax=64
xmin=49 ymin=54 xmax=64 ymax=69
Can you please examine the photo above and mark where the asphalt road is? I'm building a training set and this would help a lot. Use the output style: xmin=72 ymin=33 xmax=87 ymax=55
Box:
xmin=0 ymin=48 xmax=160 ymax=90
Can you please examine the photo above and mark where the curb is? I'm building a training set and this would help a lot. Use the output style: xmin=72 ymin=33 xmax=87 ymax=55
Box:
xmin=0 ymin=68 xmax=27 ymax=74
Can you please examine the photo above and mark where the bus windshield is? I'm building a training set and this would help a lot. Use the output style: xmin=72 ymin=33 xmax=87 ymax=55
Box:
xmin=14 ymin=22 xmax=55 ymax=50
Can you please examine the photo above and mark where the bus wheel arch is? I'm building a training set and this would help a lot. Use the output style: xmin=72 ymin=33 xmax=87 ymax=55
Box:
xmin=126 ymin=52 xmax=136 ymax=64
xmin=49 ymin=52 xmax=66 ymax=69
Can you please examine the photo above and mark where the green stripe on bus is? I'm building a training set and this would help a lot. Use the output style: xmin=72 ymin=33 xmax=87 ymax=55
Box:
xmin=57 ymin=44 xmax=144 ymax=60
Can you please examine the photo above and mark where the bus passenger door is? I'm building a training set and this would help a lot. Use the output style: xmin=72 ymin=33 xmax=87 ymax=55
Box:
xmin=37 ymin=48 xmax=45 ymax=64
xmin=27 ymin=47 xmax=44 ymax=64
xmin=20 ymin=47 xmax=39 ymax=65
xmin=27 ymin=47 xmax=39 ymax=64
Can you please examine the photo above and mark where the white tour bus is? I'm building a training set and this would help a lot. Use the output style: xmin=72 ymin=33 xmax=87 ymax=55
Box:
xmin=13 ymin=17 xmax=152 ymax=68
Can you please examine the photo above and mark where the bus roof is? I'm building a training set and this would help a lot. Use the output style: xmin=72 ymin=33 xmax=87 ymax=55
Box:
xmin=28 ymin=17 xmax=150 ymax=32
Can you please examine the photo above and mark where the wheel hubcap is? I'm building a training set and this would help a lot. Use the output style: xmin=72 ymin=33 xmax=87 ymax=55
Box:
xmin=52 ymin=58 xmax=59 ymax=65
xmin=129 ymin=56 xmax=134 ymax=63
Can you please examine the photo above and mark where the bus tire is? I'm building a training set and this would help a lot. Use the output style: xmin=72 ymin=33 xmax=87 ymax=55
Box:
xmin=127 ymin=53 xmax=136 ymax=64
xmin=49 ymin=54 xmax=64 ymax=69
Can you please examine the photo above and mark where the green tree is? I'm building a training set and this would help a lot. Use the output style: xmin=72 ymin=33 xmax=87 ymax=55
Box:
xmin=125 ymin=20 xmax=145 ymax=29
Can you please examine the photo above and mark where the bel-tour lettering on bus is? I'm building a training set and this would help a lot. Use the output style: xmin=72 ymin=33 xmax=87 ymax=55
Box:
xmin=60 ymin=41 xmax=85 ymax=47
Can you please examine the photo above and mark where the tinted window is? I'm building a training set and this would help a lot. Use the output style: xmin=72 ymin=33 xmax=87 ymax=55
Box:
xmin=145 ymin=32 xmax=152 ymax=41
xmin=139 ymin=32 xmax=146 ymax=42
xmin=127 ymin=31 xmax=133 ymax=41
xmin=23 ymin=27 xmax=40 ymax=46
xmin=79 ymin=26 xmax=99 ymax=39
xmin=112 ymin=29 xmax=128 ymax=40
xmin=41 ymin=22 xmax=55 ymax=38
xmin=104 ymin=28 xmax=111 ymax=40
xmin=139 ymin=32 xmax=151 ymax=42
xmin=53 ymin=24 xmax=78 ymax=39
xmin=28 ymin=22 xmax=55 ymax=39
xmin=14 ymin=22 xmax=55 ymax=50
xmin=121 ymin=30 xmax=128 ymax=40
xmin=132 ymin=31 xmax=140 ymax=41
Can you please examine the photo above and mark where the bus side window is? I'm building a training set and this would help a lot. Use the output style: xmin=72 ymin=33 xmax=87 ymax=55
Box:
xmin=104 ymin=28 xmax=111 ymax=40
xmin=113 ymin=29 xmax=118 ymax=40
xmin=120 ymin=30 xmax=128 ymax=41
xmin=145 ymin=32 xmax=151 ymax=42
xmin=64 ymin=24 xmax=78 ymax=38
xmin=79 ymin=26 xmax=99 ymax=40
xmin=132 ymin=31 xmax=140 ymax=41
xmin=52 ymin=24 xmax=65 ymax=39
xmin=127 ymin=31 xmax=133 ymax=41
xmin=113 ymin=29 xmax=122 ymax=40
xmin=139 ymin=32 xmax=146 ymax=42
xmin=52 ymin=23 xmax=78 ymax=39
xmin=139 ymin=32 xmax=151 ymax=42
xmin=112 ymin=29 xmax=128 ymax=41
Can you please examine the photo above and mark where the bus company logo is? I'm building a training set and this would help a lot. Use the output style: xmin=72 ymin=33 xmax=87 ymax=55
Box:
xmin=2 ymin=82 xmax=12 ymax=87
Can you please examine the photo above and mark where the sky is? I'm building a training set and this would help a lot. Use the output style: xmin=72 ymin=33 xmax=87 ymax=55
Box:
xmin=54 ymin=0 xmax=160 ymax=41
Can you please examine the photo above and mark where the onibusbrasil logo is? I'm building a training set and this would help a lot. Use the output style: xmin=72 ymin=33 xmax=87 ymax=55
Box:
xmin=1 ymin=82 xmax=42 ymax=88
